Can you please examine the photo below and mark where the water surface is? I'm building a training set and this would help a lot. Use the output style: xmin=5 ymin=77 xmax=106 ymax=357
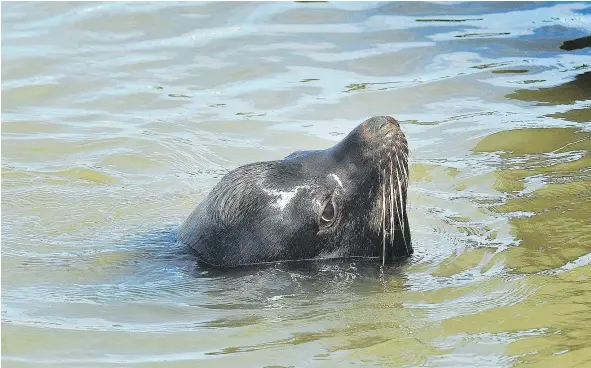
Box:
xmin=2 ymin=2 xmax=591 ymax=367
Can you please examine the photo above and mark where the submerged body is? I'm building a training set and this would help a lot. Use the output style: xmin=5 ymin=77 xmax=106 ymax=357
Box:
xmin=178 ymin=116 xmax=412 ymax=267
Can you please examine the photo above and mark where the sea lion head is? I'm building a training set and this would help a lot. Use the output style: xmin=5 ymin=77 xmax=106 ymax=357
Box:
xmin=179 ymin=116 xmax=412 ymax=267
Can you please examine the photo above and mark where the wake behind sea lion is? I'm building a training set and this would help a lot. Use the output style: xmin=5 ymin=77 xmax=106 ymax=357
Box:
xmin=178 ymin=116 xmax=412 ymax=267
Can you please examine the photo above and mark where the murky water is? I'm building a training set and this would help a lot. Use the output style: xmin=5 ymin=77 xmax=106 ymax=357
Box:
xmin=2 ymin=1 xmax=590 ymax=367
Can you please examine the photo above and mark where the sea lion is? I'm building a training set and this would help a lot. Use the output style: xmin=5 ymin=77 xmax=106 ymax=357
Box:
xmin=178 ymin=116 xmax=412 ymax=267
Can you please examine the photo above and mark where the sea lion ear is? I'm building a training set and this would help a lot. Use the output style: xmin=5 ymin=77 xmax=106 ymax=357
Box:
xmin=204 ymin=163 xmax=272 ymax=226
xmin=284 ymin=150 xmax=312 ymax=160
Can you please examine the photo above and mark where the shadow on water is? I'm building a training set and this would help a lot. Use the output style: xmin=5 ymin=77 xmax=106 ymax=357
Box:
xmin=125 ymin=225 xmax=410 ymax=301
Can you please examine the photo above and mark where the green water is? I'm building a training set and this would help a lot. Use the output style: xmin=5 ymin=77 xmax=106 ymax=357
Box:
xmin=2 ymin=2 xmax=590 ymax=367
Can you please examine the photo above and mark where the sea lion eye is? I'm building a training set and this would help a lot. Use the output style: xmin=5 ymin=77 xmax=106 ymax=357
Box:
xmin=319 ymin=200 xmax=335 ymax=227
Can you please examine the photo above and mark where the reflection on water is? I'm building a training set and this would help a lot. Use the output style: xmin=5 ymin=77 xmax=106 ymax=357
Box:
xmin=2 ymin=1 xmax=591 ymax=367
xmin=561 ymin=35 xmax=591 ymax=50
xmin=506 ymin=71 xmax=591 ymax=105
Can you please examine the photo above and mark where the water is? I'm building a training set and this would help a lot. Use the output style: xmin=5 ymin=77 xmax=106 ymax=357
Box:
xmin=2 ymin=1 xmax=590 ymax=367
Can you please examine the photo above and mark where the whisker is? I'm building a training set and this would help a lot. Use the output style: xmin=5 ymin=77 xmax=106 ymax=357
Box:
xmin=390 ymin=159 xmax=394 ymax=255
xmin=400 ymin=151 xmax=409 ymax=166
xmin=397 ymin=153 xmax=408 ymax=188
xmin=394 ymin=168 xmax=404 ymax=239
xmin=382 ymin=169 xmax=386 ymax=266
xmin=393 ymin=171 xmax=402 ymax=235
xmin=395 ymin=160 xmax=410 ymax=255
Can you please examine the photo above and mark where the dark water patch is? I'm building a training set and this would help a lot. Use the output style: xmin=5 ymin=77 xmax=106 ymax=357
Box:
xmin=375 ymin=1 xmax=561 ymax=17
xmin=506 ymin=71 xmax=591 ymax=105
xmin=235 ymin=112 xmax=267 ymax=118
xmin=515 ymin=79 xmax=547 ymax=84
xmin=408 ymin=120 xmax=440 ymax=126
xmin=472 ymin=61 xmax=518 ymax=70
xmin=492 ymin=69 xmax=530 ymax=74
xmin=415 ymin=18 xmax=484 ymax=23
xmin=455 ymin=32 xmax=511 ymax=38
xmin=473 ymin=127 xmax=591 ymax=275
xmin=473 ymin=128 xmax=591 ymax=157
xmin=560 ymin=35 xmax=591 ymax=51
xmin=546 ymin=107 xmax=591 ymax=123
xmin=574 ymin=5 xmax=591 ymax=15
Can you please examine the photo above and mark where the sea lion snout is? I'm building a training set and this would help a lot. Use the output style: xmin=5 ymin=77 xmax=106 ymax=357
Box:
xmin=360 ymin=116 xmax=402 ymax=137
xmin=384 ymin=116 xmax=400 ymax=128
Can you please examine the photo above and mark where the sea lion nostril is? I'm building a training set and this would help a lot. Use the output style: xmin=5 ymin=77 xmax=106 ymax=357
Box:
xmin=379 ymin=116 xmax=400 ymax=132
xmin=385 ymin=116 xmax=399 ymax=125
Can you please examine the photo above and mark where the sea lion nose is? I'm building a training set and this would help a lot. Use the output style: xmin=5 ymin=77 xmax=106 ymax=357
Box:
xmin=385 ymin=116 xmax=399 ymax=126
xmin=381 ymin=116 xmax=400 ymax=130
xmin=360 ymin=116 xmax=401 ymax=138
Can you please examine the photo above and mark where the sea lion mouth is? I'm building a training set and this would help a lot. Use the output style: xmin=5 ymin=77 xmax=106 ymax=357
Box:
xmin=374 ymin=118 xmax=411 ymax=264
xmin=325 ymin=115 xmax=412 ymax=264
xmin=379 ymin=149 xmax=411 ymax=264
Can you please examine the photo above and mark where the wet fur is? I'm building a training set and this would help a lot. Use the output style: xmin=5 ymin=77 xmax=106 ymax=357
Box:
xmin=179 ymin=116 xmax=412 ymax=267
